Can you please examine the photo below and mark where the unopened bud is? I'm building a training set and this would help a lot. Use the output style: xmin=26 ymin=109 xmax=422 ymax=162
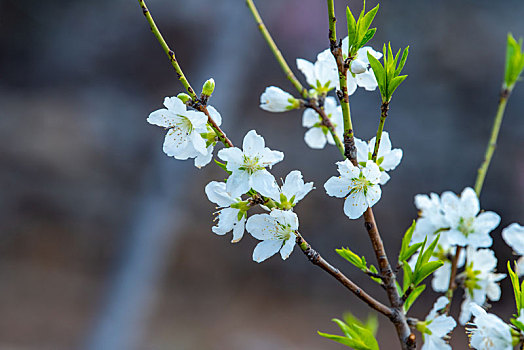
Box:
xmin=350 ymin=59 xmax=367 ymax=74
xmin=202 ymin=78 xmax=215 ymax=97
xmin=177 ymin=93 xmax=191 ymax=103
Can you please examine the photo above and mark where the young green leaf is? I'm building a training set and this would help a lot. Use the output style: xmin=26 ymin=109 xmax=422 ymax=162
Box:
xmin=402 ymin=262 xmax=413 ymax=293
xmin=359 ymin=28 xmax=377 ymax=48
xmin=413 ymin=260 xmax=444 ymax=286
xmin=357 ymin=4 xmax=379 ymax=45
xmin=404 ymin=284 xmax=426 ymax=312
xmin=214 ymin=159 xmax=231 ymax=175
xmin=336 ymin=248 xmax=367 ymax=270
xmin=504 ymin=33 xmax=524 ymax=90
xmin=508 ymin=261 xmax=522 ymax=313
xmin=346 ymin=7 xmax=357 ymax=49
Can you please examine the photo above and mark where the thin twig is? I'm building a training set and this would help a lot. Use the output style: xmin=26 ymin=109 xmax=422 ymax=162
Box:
xmin=372 ymin=102 xmax=390 ymax=161
xmin=445 ymin=87 xmax=512 ymax=311
xmin=306 ymin=102 xmax=345 ymax=156
xmin=296 ymin=233 xmax=393 ymax=319
xmin=245 ymin=0 xmax=308 ymax=99
xmin=138 ymin=0 xmax=233 ymax=148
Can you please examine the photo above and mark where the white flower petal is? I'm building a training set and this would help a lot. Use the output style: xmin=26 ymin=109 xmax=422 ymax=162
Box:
xmin=250 ymin=169 xmax=278 ymax=198
xmin=217 ymin=147 xmax=243 ymax=165
xmin=279 ymin=237 xmax=296 ymax=260
xmin=302 ymin=108 xmax=319 ymax=128
xmin=246 ymin=213 xmax=278 ymax=240
xmin=502 ymin=223 xmax=524 ymax=255
xmin=366 ymin=184 xmax=381 ymax=208
xmin=356 ymin=70 xmax=378 ymax=91
xmin=190 ymin=131 xmax=207 ymax=155
xmin=460 ymin=187 xmax=480 ymax=218
xmin=296 ymin=58 xmax=316 ymax=87
xmin=163 ymin=128 xmax=191 ymax=159
xmin=304 ymin=127 xmax=327 ymax=149
xmin=324 ymin=176 xmax=350 ymax=198
xmin=260 ymin=86 xmax=295 ymax=112
xmin=473 ymin=211 xmax=501 ymax=235
xmin=243 ymin=130 xmax=266 ymax=157
xmin=205 ymin=181 xmax=235 ymax=207
xmin=147 ymin=109 xmax=178 ymax=128
xmin=226 ymin=171 xmax=251 ymax=198
xmin=207 ymin=105 xmax=222 ymax=126
xmin=378 ymin=172 xmax=390 ymax=185
xmin=212 ymin=208 xmax=239 ymax=236
xmin=344 ymin=190 xmax=368 ymax=219
xmin=260 ymin=148 xmax=284 ymax=167
xmin=194 ymin=145 xmax=214 ymax=168
xmin=253 ymin=239 xmax=283 ymax=263
xmin=381 ymin=149 xmax=403 ymax=171
xmin=231 ymin=215 xmax=246 ymax=243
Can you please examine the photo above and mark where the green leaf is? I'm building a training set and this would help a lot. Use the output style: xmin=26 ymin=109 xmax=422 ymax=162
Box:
xmin=368 ymin=265 xmax=382 ymax=284
xmin=421 ymin=234 xmax=440 ymax=266
xmin=404 ymin=284 xmax=426 ymax=312
xmin=413 ymin=260 xmax=444 ymax=286
xmin=359 ymin=28 xmax=377 ymax=48
xmin=367 ymin=52 xmax=385 ymax=95
xmin=402 ymin=262 xmax=413 ymax=293
xmin=364 ymin=314 xmax=379 ymax=337
xmin=318 ymin=320 xmax=379 ymax=350
xmin=508 ymin=261 xmax=521 ymax=312
xmin=346 ymin=6 xmax=357 ymax=49
xmin=511 ymin=318 xmax=524 ymax=333
xmin=399 ymin=221 xmax=416 ymax=262
xmin=387 ymin=75 xmax=408 ymax=98
xmin=400 ymin=243 xmax=423 ymax=263
xmin=357 ymin=4 xmax=379 ymax=45
xmin=337 ymin=248 xmax=367 ymax=270
xmin=395 ymin=46 xmax=409 ymax=76
xmin=505 ymin=33 xmax=524 ymax=89
xmin=413 ymin=236 xmax=428 ymax=274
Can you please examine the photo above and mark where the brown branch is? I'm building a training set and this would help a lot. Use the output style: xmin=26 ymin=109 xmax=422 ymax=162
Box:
xmin=296 ymin=233 xmax=393 ymax=319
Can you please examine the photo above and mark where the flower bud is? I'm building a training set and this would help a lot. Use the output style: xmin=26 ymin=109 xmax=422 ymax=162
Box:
xmin=350 ymin=59 xmax=367 ymax=74
xmin=202 ymin=78 xmax=215 ymax=97
xmin=259 ymin=86 xmax=299 ymax=112
xmin=177 ymin=93 xmax=191 ymax=103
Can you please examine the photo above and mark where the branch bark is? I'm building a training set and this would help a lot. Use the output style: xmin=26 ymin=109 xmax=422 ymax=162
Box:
xmin=296 ymin=233 xmax=393 ymax=319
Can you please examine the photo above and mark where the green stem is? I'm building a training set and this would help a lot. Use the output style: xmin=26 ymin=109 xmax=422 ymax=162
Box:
xmin=474 ymin=89 xmax=510 ymax=196
xmin=445 ymin=87 xmax=512 ymax=311
xmin=245 ymin=0 xmax=308 ymax=99
xmin=372 ymin=102 xmax=390 ymax=161
xmin=138 ymin=0 xmax=233 ymax=148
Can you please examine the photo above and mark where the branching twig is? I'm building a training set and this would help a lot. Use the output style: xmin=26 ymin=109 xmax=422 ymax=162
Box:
xmin=296 ymin=233 xmax=393 ymax=318
xmin=445 ymin=87 xmax=512 ymax=311
xmin=138 ymin=0 xmax=233 ymax=148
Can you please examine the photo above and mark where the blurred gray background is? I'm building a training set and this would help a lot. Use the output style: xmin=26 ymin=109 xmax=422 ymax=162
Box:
xmin=0 ymin=0 xmax=523 ymax=349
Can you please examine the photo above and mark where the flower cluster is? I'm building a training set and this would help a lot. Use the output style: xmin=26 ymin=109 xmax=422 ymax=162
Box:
xmin=206 ymin=130 xmax=314 ymax=263
xmin=417 ymin=297 xmax=456 ymax=350
xmin=258 ymin=37 xmax=381 ymax=151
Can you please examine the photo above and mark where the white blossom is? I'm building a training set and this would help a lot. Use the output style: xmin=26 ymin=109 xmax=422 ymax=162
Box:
xmin=467 ymin=304 xmax=513 ymax=350
xmin=265 ymin=170 xmax=314 ymax=209
xmin=246 ymin=209 xmax=298 ymax=263
xmin=218 ymin=130 xmax=284 ymax=198
xmin=502 ymin=223 xmax=524 ymax=275
xmin=302 ymin=97 xmax=343 ymax=149
xmin=205 ymin=181 xmax=247 ymax=243
xmin=411 ymin=192 xmax=450 ymax=248
xmin=147 ymin=96 xmax=210 ymax=166
xmin=259 ymin=86 xmax=298 ymax=112
xmin=324 ymin=160 xmax=382 ymax=219
xmin=441 ymin=187 xmax=501 ymax=248
xmin=459 ymin=247 xmax=506 ymax=325
xmin=420 ymin=297 xmax=456 ymax=350
xmin=296 ymin=55 xmax=339 ymax=93
xmin=355 ymin=131 xmax=403 ymax=184
xmin=316 ymin=40 xmax=383 ymax=94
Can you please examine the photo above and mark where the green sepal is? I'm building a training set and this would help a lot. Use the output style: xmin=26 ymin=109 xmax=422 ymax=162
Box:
xmin=404 ymin=284 xmax=426 ymax=312
xmin=214 ymin=159 xmax=231 ymax=175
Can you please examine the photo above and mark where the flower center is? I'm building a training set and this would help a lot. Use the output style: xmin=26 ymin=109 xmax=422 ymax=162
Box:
xmin=240 ymin=155 xmax=263 ymax=175
xmin=275 ymin=222 xmax=293 ymax=240
xmin=350 ymin=173 xmax=371 ymax=195
xmin=175 ymin=115 xmax=193 ymax=135
xmin=458 ymin=217 xmax=475 ymax=237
